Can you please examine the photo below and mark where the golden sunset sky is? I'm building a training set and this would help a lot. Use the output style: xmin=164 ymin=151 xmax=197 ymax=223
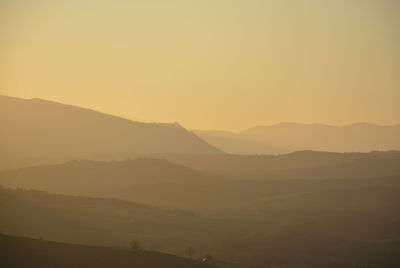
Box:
xmin=1 ymin=0 xmax=399 ymax=131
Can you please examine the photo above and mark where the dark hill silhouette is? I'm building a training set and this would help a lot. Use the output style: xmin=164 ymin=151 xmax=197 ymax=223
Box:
xmin=195 ymin=122 xmax=400 ymax=154
xmin=0 ymin=95 xmax=222 ymax=162
xmin=0 ymin=234 xmax=218 ymax=268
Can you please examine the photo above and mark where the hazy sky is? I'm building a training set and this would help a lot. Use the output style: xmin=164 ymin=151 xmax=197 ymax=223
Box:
xmin=1 ymin=0 xmax=399 ymax=131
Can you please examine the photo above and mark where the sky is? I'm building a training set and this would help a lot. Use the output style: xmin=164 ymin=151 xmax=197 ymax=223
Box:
xmin=1 ymin=0 xmax=399 ymax=131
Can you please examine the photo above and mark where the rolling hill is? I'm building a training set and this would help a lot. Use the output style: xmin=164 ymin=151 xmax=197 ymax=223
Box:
xmin=1 ymin=179 xmax=399 ymax=268
xmin=1 ymin=153 xmax=399 ymax=216
xmin=0 ymin=95 xmax=222 ymax=166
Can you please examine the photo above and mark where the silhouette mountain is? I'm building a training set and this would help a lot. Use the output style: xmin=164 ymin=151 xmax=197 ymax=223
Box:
xmin=195 ymin=122 xmax=400 ymax=154
xmin=0 ymin=95 xmax=222 ymax=162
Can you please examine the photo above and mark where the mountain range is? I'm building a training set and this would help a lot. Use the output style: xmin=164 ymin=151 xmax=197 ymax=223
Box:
xmin=1 ymin=94 xmax=399 ymax=268
xmin=194 ymin=122 xmax=400 ymax=154
xmin=1 ymin=95 xmax=399 ymax=172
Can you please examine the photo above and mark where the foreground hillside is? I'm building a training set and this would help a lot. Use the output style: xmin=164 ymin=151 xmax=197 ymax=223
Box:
xmin=0 ymin=95 xmax=221 ymax=166
xmin=0 ymin=234 xmax=218 ymax=268
xmin=0 ymin=187 xmax=255 ymax=267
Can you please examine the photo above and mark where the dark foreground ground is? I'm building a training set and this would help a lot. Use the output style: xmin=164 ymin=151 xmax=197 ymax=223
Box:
xmin=0 ymin=234 xmax=218 ymax=268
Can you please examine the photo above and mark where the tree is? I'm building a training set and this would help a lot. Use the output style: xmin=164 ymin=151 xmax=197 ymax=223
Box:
xmin=185 ymin=246 xmax=195 ymax=259
xmin=203 ymin=253 xmax=213 ymax=262
xmin=129 ymin=240 xmax=140 ymax=250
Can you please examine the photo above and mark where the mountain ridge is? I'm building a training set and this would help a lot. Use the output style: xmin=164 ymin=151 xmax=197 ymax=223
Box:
xmin=0 ymin=95 xmax=223 ymax=160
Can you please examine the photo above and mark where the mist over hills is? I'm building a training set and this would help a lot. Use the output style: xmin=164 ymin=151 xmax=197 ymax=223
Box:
xmin=1 ymin=94 xmax=400 ymax=267
xmin=2 ymin=0 xmax=399 ymax=266
xmin=0 ymin=95 xmax=222 ymax=162
xmin=2 ymin=95 xmax=399 ymax=172
xmin=1 ymin=177 xmax=399 ymax=268
xmin=195 ymin=122 xmax=400 ymax=154
xmin=1 ymin=152 xmax=399 ymax=216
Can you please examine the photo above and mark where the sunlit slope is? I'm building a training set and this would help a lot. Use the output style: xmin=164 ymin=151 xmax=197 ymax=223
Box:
xmin=0 ymin=234 xmax=218 ymax=268
xmin=0 ymin=95 xmax=222 ymax=160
